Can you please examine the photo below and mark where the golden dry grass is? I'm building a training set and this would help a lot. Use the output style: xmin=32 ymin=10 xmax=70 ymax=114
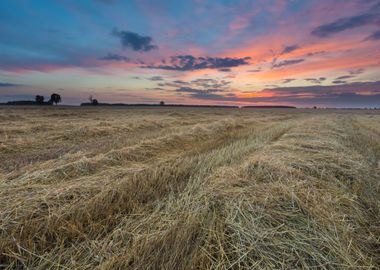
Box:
xmin=0 ymin=106 xmax=379 ymax=269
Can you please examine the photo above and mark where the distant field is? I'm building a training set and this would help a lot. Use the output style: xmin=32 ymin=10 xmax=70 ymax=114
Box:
xmin=0 ymin=106 xmax=379 ymax=269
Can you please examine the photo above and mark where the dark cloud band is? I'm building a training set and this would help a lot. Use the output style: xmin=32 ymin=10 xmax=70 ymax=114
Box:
xmin=143 ymin=55 xmax=251 ymax=71
xmin=311 ymin=13 xmax=380 ymax=37
xmin=185 ymin=80 xmax=380 ymax=107
xmin=112 ymin=28 xmax=158 ymax=52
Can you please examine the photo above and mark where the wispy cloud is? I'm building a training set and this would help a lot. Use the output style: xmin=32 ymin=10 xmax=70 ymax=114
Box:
xmin=280 ymin=45 xmax=299 ymax=55
xmin=332 ymin=80 xmax=347 ymax=84
xmin=176 ymin=87 xmax=223 ymax=94
xmin=272 ymin=59 xmax=305 ymax=68
xmin=282 ymin=78 xmax=296 ymax=84
xmin=305 ymin=77 xmax=326 ymax=84
xmin=365 ymin=29 xmax=380 ymax=40
xmin=349 ymin=68 xmax=365 ymax=75
xmin=151 ymin=78 xmax=232 ymax=98
xmin=148 ymin=76 xmax=164 ymax=81
xmin=335 ymin=75 xmax=354 ymax=80
xmin=0 ymin=82 xmax=22 ymax=87
xmin=248 ymin=68 xmax=262 ymax=73
xmin=98 ymin=53 xmax=130 ymax=62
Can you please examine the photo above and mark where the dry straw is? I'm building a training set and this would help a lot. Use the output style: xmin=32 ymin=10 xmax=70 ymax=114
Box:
xmin=0 ymin=107 xmax=379 ymax=269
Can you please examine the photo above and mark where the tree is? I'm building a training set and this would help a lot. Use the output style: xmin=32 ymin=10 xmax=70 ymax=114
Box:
xmin=160 ymin=101 xmax=165 ymax=106
xmin=89 ymin=95 xmax=99 ymax=105
xmin=35 ymin=95 xmax=44 ymax=104
xmin=50 ymin=93 xmax=62 ymax=105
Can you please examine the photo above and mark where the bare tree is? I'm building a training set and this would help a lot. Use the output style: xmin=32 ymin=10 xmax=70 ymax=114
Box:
xmin=89 ymin=95 xmax=99 ymax=105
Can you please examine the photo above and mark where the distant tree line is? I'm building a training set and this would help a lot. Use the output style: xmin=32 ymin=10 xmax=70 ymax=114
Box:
xmin=35 ymin=93 xmax=61 ymax=105
xmin=34 ymin=93 xmax=61 ymax=105
xmin=4 ymin=93 xmax=62 ymax=106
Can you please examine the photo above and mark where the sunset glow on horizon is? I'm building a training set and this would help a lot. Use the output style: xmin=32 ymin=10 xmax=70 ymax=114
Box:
xmin=1 ymin=0 xmax=380 ymax=107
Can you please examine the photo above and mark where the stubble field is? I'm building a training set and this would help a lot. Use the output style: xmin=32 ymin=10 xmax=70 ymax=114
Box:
xmin=0 ymin=106 xmax=379 ymax=269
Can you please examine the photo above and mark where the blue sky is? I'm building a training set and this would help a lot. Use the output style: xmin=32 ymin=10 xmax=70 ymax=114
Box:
xmin=1 ymin=0 xmax=380 ymax=107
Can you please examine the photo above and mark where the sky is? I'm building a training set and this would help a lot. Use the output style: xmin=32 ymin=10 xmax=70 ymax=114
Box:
xmin=0 ymin=0 xmax=380 ymax=107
